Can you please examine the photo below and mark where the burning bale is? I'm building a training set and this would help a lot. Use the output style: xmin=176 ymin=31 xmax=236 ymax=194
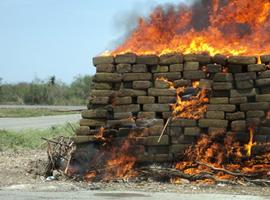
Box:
xmin=56 ymin=0 xmax=270 ymax=185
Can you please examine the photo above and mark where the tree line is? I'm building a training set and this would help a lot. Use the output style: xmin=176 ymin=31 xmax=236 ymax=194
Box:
xmin=0 ymin=75 xmax=92 ymax=105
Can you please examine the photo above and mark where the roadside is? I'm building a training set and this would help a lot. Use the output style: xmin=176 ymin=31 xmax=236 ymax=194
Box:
xmin=0 ymin=114 xmax=81 ymax=130
xmin=0 ymin=108 xmax=80 ymax=118
xmin=0 ymin=105 xmax=85 ymax=111
xmin=0 ymin=125 xmax=270 ymax=199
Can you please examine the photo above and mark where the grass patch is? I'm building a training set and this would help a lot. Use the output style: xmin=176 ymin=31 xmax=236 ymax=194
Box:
xmin=0 ymin=108 xmax=80 ymax=118
xmin=0 ymin=123 xmax=79 ymax=151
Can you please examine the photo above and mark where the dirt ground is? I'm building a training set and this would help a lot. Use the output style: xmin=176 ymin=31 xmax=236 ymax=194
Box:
xmin=1 ymin=150 xmax=270 ymax=197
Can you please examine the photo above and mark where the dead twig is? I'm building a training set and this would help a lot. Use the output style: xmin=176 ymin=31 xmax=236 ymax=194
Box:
xmin=158 ymin=117 xmax=172 ymax=143
xmin=196 ymin=161 xmax=257 ymax=178
xmin=138 ymin=166 xmax=237 ymax=185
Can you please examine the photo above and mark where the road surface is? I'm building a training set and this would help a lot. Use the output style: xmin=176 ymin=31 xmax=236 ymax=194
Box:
xmin=0 ymin=190 xmax=268 ymax=200
xmin=0 ymin=105 xmax=85 ymax=111
xmin=0 ymin=114 xmax=81 ymax=130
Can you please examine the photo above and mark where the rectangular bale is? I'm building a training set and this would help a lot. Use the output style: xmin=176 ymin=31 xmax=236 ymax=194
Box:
xmin=207 ymin=104 xmax=236 ymax=112
xmin=114 ymin=104 xmax=141 ymax=113
xmin=158 ymin=96 xmax=176 ymax=103
xmin=79 ymin=119 xmax=106 ymax=127
xmin=160 ymin=53 xmax=183 ymax=65
xmin=229 ymin=97 xmax=248 ymax=104
xmin=116 ymin=64 xmax=131 ymax=73
xmin=76 ymin=126 xmax=91 ymax=135
xmin=137 ymin=96 xmax=155 ymax=104
xmin=248 ymin=64 xmax=266 ymax=72
xmin=93 ymin=73 xmax=122 ymax=82
xmin=256 ymin=78 xmax=270 ymax=87
xmin=240 ymin=102 xmax=269 ymax=111
xmin=199 ymin=119 xmax=228 ymax=128
xmin=143 ymin=104 xmax=171 ymax=112
xmin=114 ymin=112 xmax=133 ymax=120
xmin=184 ymin=127 xmax=200 ymax=136
xmin=136 ymin=55 xmax=159 ymax=65
xmin=256 ymin=94 xmax=270 ymax=102
xmin=184 ymin=62 xmax=199 ymax=71
xmin=173 ymin=79 xmax=191 ymax=87
xmin=133 ymin=81 xmax=152 ymax=89
xmin=170 ymin=64 xmax=183 ymax=72
xmin=91 ymin=90 xmax=116 ymax=97
xmin=118 ymin=89 xmax=147 ymax=97
xmin=138 ymin=112 xmax=156 ymax=119
xmin=151 ymin=65 xmax=169 ymax=73
xmin=206 ymin=111 xmax=225 ymax=119
xmin=155 ymin=79 xmax=171 ymax=89
xmin=92 ymin=83 xmax=112 ymax=90
xmin=246 ymin=110 xmax=265 ymax=118
xmin=115 ymin=53 xmax=136 ymax=64
xmin=93 ymin=56 xmax=114 ymax=65
xmin=213 ymin=82 xmax=233 ymax=90
xmin=170 ymin=119 xmax=197 ymax=127
xmin=199 ymin=79 xmax=212 ymax=90
xmin=89 ymin=96 xmax=109 ymax=105
xmin=226 ymin=112 xmax=245 ymax=121
xmin=107 ymin=119 xmax=136 ymax=127
xmin=207 ymin=64 xmax=222 ymax=73
xmin=153 ymin=72 xmax=182 ymax=80
xmin=183 ymin=71 xmax=205 ymax=79
xmin=81 ymin=109 xmax=107 ymax=119
xmin=231 ymin=120 xmax=246 ymax=131
xmin=146 ymin=135 xmax=170 ymax=146
xmin=230 ymin=88 xmax=257 ymax=97
xmin=123 ymin=73 xmax=152 ymax=81
xmin=213 ymin=73 xmax=233 ymax=82
xmin=234 ymin=72 xmax=256 ymax=81
xmin=259 ymin=71 xmax=270 ymax=78
xmin=183 ymin=54 xmax=211 ymax=64
xmin=96 ymin=64 xmax=115 ymax=73
xmin=148 ymin=88 xmax=176 ymax=96
xmin=132 ymin=64 xmax=148 ymax=72
xmin=228 ymin=56 xmax=256 ymax=65
xmin=114 ymin=97 xmax=132 ymax=105
xmin=210 ymin=97 xmax=229 ymax=104
xmin=235 ymin=80 xmax=254 ymax=89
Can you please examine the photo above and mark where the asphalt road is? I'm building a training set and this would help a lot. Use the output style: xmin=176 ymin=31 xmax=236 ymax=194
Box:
xmin=0 ymin=114 xmax=81 ymax=130
xmin=0 ymin=191 xmax=268 ymax=200
xmin=0 ymin=105 xmax=85 ymax=111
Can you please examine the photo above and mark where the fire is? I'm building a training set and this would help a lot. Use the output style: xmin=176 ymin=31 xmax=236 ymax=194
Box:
xmin=84 ymin=131 xmax=137 ymax=181
xmin=156 ymin=77 xmax=174 ymax=89
xmin=95 ymin=127 xmax=106 ymax=143
xmin=108 ymin=0 xmax=270 ymax=56
xmin=244 ymin=127 xmax=256 ymax=157
xmin=172 ymin=82 xmax=208 ymax=120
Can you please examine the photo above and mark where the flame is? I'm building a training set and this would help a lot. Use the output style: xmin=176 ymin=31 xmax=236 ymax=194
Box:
xmin=172 ymin=84 xmax=208 ymax=120
xmin=257 ymin=56 xmax=262 ymax=64
xmin=156 ymin=78 xmax=208 ymax=120
xmin=95 ymin=127 xmax=106 ymax=142
xmin=156 ymin=77 xmax=174 ymax=89
xmin=108 ymin=0 xmax=270 ymax=56
xmin=244 ymin=127 xmax=256 ymax=157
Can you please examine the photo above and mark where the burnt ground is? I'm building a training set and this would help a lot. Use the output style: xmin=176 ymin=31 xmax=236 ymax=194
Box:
xmin=0 ymin=150 xmax=270 ymax=197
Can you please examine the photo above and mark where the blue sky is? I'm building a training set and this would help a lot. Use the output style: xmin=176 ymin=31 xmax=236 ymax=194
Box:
xmin=0 ymin=0 xmax=186 ymax=83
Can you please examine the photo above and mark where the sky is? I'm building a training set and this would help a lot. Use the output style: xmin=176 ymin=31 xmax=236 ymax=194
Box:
xmin=0 ymin=0 xmax=186 ymax=84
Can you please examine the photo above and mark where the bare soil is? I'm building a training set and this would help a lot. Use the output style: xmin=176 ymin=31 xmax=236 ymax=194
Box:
xmin=1 ymin=150 xmax=270 ymax=197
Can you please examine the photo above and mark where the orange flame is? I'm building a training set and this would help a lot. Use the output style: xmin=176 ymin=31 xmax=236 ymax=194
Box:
xmin=108 ymin=0 xmax=270 ymax=56
xmin=156 ymin=77 xmax=174 ymax=89
xmin=244 ymin=127 xmax=256 ymax=157
xmin=172 ymin=83 xmax=208 ymax=120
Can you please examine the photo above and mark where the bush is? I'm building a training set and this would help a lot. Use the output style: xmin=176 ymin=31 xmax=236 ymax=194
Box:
xmin=0 ymin=75 xmax=93 ymax=105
